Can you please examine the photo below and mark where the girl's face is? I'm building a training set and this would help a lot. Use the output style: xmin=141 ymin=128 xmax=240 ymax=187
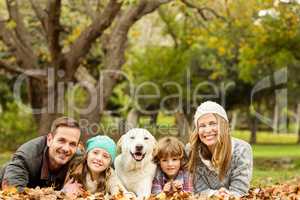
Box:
xmin=197 ymin=113 xmax=219 ymax=148
xmin=159 ymin=156 xmax=181 ymax=179
xmin=87 ymin=148 xmax=111 ymax=174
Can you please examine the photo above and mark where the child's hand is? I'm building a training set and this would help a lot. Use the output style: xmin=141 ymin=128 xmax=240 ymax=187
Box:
xmin=163 ymin=182 xmax=172 ymax=193
xmin=62 ymin=178 xmax=84 ymax=198
xmin=172 ymin=180 xmax=183 ymax=191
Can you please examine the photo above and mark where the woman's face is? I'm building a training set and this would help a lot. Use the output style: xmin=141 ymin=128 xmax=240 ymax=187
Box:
xmin=197 ymin=113 xmax=219 ymax=148
xmin=87 ymin=148 xmax=111 ymax=174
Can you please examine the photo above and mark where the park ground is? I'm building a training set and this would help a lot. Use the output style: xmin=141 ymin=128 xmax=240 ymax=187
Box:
xmin=0 ymin=130 xmax=299 ymax=187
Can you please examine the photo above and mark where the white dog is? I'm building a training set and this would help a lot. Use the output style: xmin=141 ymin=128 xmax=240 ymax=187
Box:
xmin=114 ymin=128 xmax=157 ymax=199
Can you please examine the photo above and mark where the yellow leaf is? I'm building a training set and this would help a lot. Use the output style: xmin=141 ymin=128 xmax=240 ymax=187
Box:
xmin=131 ymin=30 xmax=140 ymax=38
xmin=210 ymin=71 xmax=221 ymax=80
xmin=218 ymin=47 xmax=226 ymax=56
xmin=6 ymin=20 xmax=17 ymax=30
xmin=2 ymin=186 xmax=18 ymax=195
xmin=156 ymin=192 xmax=167 ymax=200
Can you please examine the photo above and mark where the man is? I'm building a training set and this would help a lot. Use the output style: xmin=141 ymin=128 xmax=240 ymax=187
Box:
xmin=0 ymin=116 xmax=81 ymax=192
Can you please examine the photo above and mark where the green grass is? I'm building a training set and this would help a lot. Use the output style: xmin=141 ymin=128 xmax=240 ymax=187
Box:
xmin=232 ymin=130 xmax=298 ymax=144
xmin=232 ymin=130 xmax=300 ymax=186
xmin=249 ymin=144 xmax=300 ymax=186
xmin=0 ymin=152 xmax=12 ymax=167
xmin=252 ymin=168 xmax=299 ymax=186
xmin=252 ymin=144 xmax=300 ymax=158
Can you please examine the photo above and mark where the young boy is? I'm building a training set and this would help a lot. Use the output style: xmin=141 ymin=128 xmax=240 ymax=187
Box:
xmin=151 ymin=136 xmax=192 ymax=195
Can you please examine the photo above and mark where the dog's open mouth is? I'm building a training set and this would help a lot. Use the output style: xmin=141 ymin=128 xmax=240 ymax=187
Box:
xmin=130 ymin=151 xmax=146 ymax=161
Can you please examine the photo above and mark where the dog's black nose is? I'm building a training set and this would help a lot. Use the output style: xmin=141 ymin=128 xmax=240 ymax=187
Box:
xmin=136 ymin=145 xmax=143 ymax=151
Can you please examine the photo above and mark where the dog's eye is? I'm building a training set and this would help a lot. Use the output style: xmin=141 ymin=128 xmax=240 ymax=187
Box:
xmin=130 ymin=136 xmax=135 ymax=139
xmin=144 ymin=137 xmax=149 ymax=140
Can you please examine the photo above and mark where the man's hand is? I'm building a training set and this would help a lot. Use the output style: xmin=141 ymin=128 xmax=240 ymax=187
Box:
xmin=62 ymin=178 xmax=84 ymax=199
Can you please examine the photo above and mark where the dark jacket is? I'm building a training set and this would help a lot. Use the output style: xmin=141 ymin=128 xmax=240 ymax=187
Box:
xmin=0 ymin=136 xmax=70 ymax=191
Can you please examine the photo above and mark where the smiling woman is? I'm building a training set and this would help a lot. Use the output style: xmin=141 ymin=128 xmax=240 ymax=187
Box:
xmin=187 ymin=101 xmax=253 ymax=198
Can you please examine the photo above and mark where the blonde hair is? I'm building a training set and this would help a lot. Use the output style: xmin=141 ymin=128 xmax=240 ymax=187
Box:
xmin=153 ymin=136 xmax=188 ymax=170
xmin=188 ymin=114 xmax=232 ymax=180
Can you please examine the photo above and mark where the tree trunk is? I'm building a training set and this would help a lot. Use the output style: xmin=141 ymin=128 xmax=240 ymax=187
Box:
xmin=297 ymin=104 xmax=300 ymax=144
xmin=79 ymin=73 xmax=118 ymax=127
xmin=126 ymin=108 xmax=139 ymax=129
xmin=297 ymin=126 xmax=300 ymax=144
xmin=230 ymin=110 xmax=238 ymax=132
xmin=273 ymin=104 xmax=279 ymax=134
xmin=249 ymin=115 xmax=257 ymax=144
xmin=30 ymin=77 xmax=60 ymax=135
xmin=0 ymin=0 xmax=175 ymax=137
xmin=38 ymin=112 xmax=61 ymax=135
xmin=174 ymin=111 xmax=190 ymax=143
xmin=118 ymin=117 xmax=127 ymax=136
xmin=150 ymin=113 xmax=158 ymax=126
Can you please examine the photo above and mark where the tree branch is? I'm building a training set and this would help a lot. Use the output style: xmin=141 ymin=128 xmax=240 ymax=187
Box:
xmin=28 ymin=0 xmax=47 ymax=34
xmin=158 ymin=8 xmax=179 ymax=48
xmin=6 ymin=0 xmax=29 ymax=45
xmin=46 ymin=0 xmax=62 ymax=63
xmin=83 ymin=0 xmax=97 ymax=20
xmin=0 ymin=60 xmax=46 ymax=81
xmin=136 ymin=0 xmax=174 ymax=19
xmin=181 ymin=0 xmax=226 ymax=21
xmin=64 ymin=0 xmax=122 ymax=80
xmin=3 ymin=0 xmax=39 ymax=69
xmin=81 ymin=0 xmax=175 ymax=122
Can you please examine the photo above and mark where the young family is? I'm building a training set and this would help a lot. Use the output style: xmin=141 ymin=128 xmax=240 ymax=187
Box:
xmin=0 ymin=101 xmax=253 ymax=199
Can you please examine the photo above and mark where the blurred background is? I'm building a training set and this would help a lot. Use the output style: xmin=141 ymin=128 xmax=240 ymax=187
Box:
xmin=0 ymin=0 xmax=299 ymax=187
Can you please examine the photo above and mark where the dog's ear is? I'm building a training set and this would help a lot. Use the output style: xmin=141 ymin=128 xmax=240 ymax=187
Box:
xmin=151 ymin=137 xmax=158 ymax=157
xmin=152 ymin=143 xmax=158 ymax=157
xmin=117 ymin=134 xmax=125 ymax=154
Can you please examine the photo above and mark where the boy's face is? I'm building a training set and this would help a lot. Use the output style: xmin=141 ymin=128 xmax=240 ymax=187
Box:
xmin=159 ymin=156 xmax=181 ymax=179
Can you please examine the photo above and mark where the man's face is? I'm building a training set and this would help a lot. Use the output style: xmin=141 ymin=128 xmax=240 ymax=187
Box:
xmin=47 ymin=126 xmax=80 ymax=169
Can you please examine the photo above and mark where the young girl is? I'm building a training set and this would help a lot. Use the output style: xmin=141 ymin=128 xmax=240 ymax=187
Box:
xmin=62 ymin=135 xmax=134 ymax=198
xmin=151 ymin=136 xmax=192 ymax=195
xmin=188 ymin=101 xmax=253 ymax=197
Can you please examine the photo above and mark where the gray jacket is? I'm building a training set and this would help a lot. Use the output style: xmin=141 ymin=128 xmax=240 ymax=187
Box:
xmin=192 ymin=138 xmax=253 ymax=197
xmin=0 ymin=136 xmax=70 ymax=191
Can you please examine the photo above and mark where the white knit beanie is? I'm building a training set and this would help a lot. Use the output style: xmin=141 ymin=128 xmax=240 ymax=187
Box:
xmin=194 ymin=101 xmax=228 ymax=126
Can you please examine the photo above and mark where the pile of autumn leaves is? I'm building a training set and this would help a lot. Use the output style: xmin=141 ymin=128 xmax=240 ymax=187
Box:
xmin=1 ymin=180 xmax=300 ymax=200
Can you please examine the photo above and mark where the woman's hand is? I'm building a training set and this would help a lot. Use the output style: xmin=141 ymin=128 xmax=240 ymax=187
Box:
xmin=215 ymin=187 xmax=231 ymax=198
xmin=124 ymin=191 xmax=137 ymax=199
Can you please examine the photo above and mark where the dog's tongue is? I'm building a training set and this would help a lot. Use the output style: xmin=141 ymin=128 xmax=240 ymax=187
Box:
xmin=134 ymin=152 xmax=143 ymax=160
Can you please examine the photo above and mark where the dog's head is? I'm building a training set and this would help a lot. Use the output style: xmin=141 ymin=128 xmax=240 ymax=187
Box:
xmin=117 ymin=128 xmax=157 ymax=162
